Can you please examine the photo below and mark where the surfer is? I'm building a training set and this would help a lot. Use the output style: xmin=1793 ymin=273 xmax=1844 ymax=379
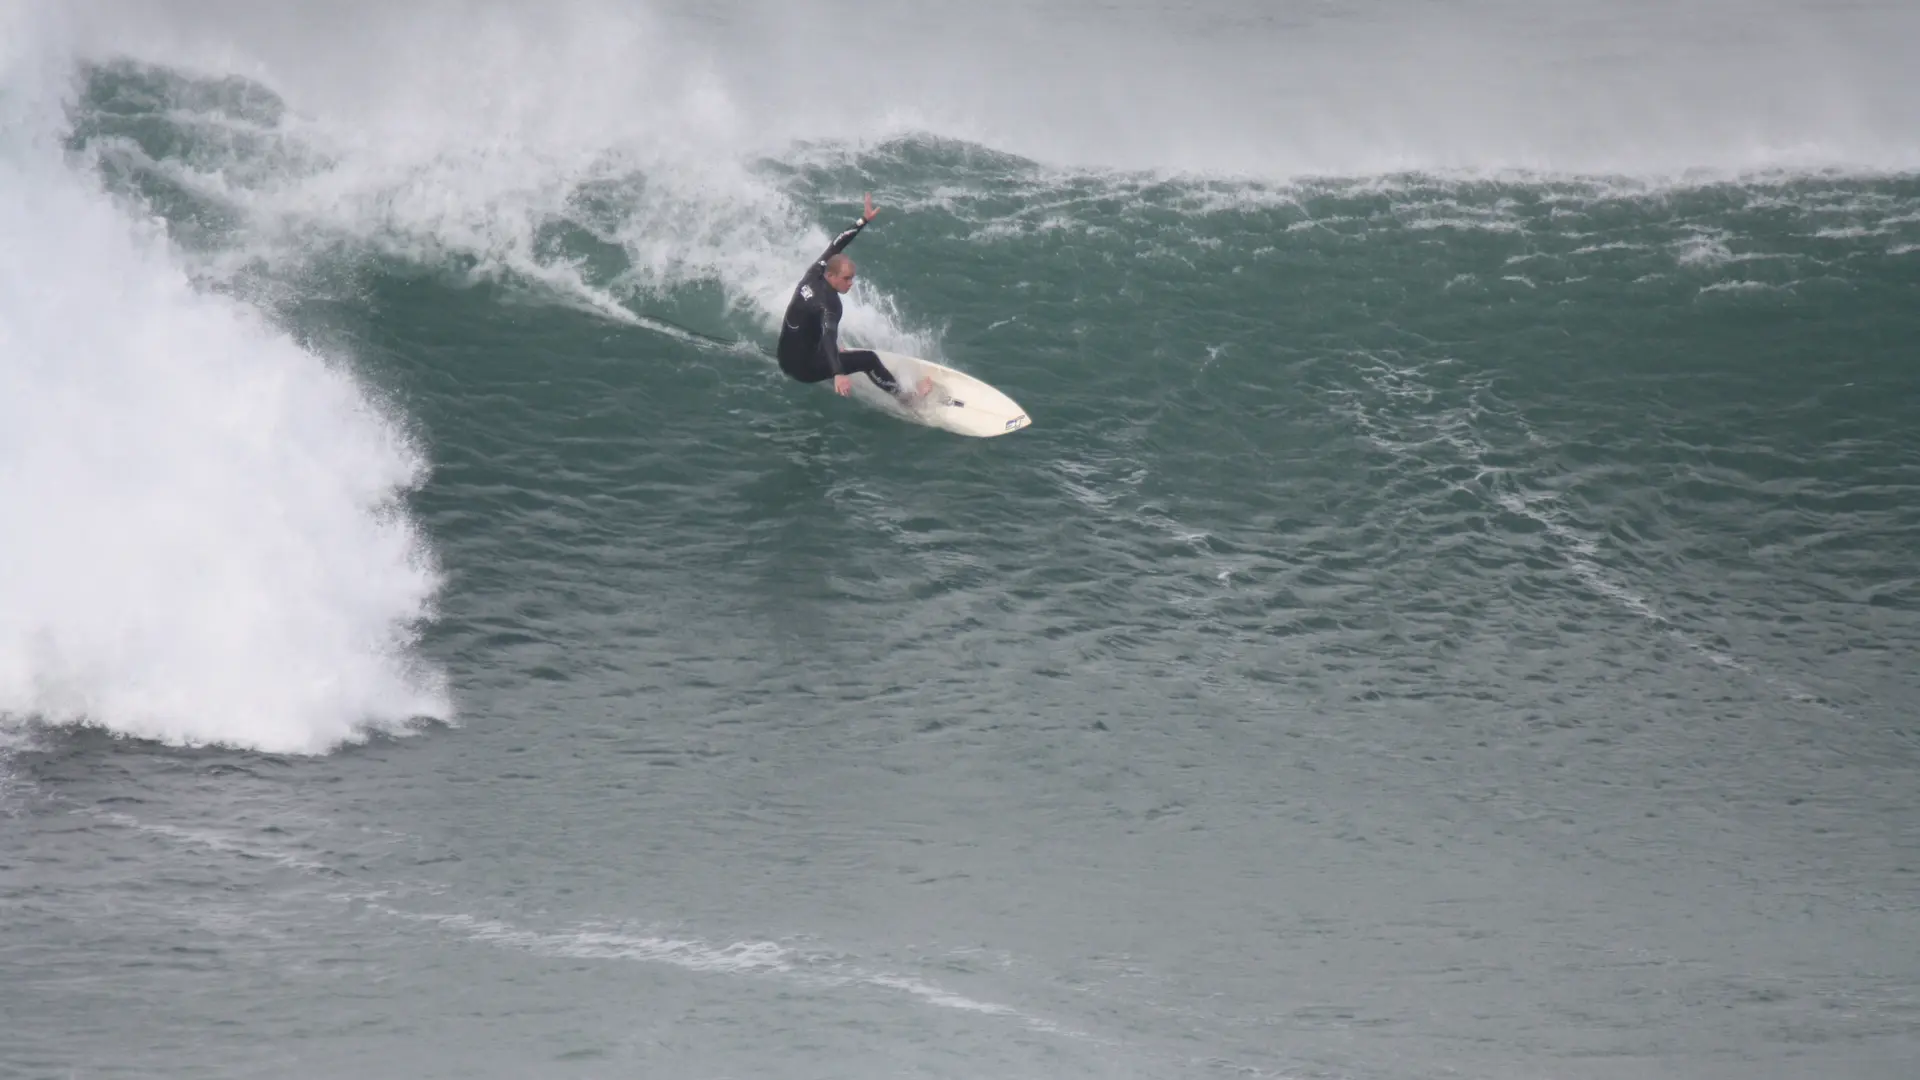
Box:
xmin=777 ymin=193 xmax=925 ymax=400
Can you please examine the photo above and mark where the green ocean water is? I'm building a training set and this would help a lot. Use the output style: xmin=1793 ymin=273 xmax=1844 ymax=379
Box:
xmin=5 ymin=7 xmax=1920 ymax=1079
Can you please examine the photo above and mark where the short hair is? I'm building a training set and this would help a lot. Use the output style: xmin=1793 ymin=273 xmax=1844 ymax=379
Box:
xmin=825 ymin=254 xmax=855 ymax=276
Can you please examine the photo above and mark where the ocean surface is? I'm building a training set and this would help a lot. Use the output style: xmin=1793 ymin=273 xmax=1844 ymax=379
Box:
xmin=4 ymin=3 xmax=1919 ymax=1078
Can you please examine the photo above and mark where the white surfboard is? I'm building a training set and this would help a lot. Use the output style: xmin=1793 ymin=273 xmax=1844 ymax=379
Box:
xmin=838 ymin=350 xmax=1031 ymax=437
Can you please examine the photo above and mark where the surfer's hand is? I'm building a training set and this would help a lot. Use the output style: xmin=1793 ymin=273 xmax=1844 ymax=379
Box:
xmin=862 ymin=193 xmax=878 ymax=222
xmin=834 ymin=374 xmax=852 ymax=396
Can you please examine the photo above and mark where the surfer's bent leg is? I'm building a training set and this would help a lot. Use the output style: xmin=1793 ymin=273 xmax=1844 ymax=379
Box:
xmin=835 ymin=349 xmax=900 ymax=393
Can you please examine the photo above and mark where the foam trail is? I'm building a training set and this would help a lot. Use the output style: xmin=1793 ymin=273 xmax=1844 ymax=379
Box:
xmin=1345 ymin=356 xmax=1848 ymax=717
xmin=0 ymin=34 xmax=448 ymax=754
xmin=1492 ymin=489 xmax=1847 ymax=715
xmin=77 ymin=799 xmax=1088 ymax=1040
xmin=373 ymin=906 xmax=1091 ymax=1040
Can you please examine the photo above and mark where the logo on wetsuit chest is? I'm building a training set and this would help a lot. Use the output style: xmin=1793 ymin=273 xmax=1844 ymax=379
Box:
xmin=798 ymin=285 xmax=813 ymax=300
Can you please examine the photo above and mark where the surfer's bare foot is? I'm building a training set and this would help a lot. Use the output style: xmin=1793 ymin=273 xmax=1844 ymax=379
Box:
xmin=883 ymin=376 xmax=937 ymax=408
xmin=890 ymin=377 xmax=935 ymax=406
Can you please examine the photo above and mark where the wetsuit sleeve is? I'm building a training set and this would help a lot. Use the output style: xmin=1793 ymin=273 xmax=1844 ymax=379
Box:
xmin=812 ymin=217 xmax=867 ymax=267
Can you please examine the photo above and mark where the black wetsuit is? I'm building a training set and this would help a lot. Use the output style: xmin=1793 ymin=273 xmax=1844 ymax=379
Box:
xmin=776 ymin=217 xmax=900 ymax=392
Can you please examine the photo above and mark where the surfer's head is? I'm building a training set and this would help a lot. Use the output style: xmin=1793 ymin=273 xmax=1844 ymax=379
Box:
xmin=824 ymin=254 xmax=856 ymax=293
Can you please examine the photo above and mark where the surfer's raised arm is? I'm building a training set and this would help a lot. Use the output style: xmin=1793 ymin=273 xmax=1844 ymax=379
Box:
xmin=813 ymin=192 xmax=881 ymax=268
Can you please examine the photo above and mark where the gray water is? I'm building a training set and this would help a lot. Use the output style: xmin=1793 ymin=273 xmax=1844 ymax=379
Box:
xmin=4 ymin=2 xmax=1919 ymax=1078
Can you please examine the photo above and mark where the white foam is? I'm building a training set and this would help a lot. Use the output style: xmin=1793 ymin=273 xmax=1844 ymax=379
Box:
xmin=0 ymin=35 xmax=448 ymax=755
xmin=41 ymin=2 xmax=924 ymax=347
xmin=1674 ymin=228 xmax=1737 ymax=266
xmin=1408 ymin=217 xmax=1526 ymax=233
xmin=1698 ymin=279 xmax=1785 ymax=294
xmin=381 ymin=905 xmax=1085 ymax=1036
xmin=1570 ymin=241 xmax=1652 ymax=255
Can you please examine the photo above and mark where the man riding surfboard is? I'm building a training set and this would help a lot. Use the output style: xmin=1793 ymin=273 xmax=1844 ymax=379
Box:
xmin=776 ymin=194 xmax=928 ymax=401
